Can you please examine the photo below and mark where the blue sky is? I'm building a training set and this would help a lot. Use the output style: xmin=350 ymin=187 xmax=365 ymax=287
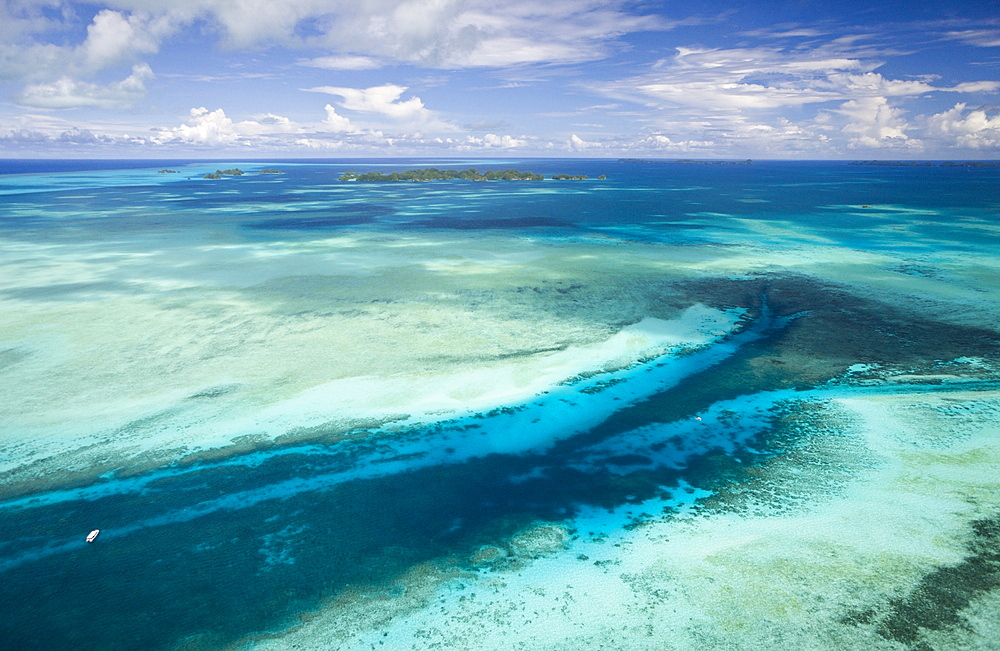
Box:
xmin=1 ymin=0 xmax=998 ymax=158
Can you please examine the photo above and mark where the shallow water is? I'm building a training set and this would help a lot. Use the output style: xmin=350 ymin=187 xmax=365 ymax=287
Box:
xmin=1 ymin=159 xmax=998 ymax=649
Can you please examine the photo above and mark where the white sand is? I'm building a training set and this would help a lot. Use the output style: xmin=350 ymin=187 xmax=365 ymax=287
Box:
xmin=0 ymin=227 xmax=746 ymax=490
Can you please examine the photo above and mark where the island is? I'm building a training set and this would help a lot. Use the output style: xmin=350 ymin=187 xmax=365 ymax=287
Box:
xmin=337 ymin=168 xmax=605 ymax=182
xmin=157 ymin=169 xmax=180 ymax=174
xmin=339 ymin=168 xmax=544 ymax=182
xmin=849 ymin=160 xmax=935 ymax=167
xmin=202 ymin=168 xmax=245 ymax=179
xmin=939 ymin=161 xmax=1000 ymax=167
xmin=258 ymin=168 xmax=284 ymax=174
xmin=618 ymin=158 xmax=752 ymax=165
xmin=850 ymin=160 xmax=1000 ymax=167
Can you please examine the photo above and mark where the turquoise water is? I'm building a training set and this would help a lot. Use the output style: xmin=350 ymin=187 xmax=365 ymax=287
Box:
xmin=1 ymin=159 xmax=998 ymax=649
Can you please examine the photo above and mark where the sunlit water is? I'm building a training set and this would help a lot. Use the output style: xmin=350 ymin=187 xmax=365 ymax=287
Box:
xmin=1 ymin=159 xmax=998 ymax=650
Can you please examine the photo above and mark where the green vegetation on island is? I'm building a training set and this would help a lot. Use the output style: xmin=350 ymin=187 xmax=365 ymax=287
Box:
xmin=339 ymin=168 xmax=545 ymax=182
xmin=337 ymin=168 xmax=606 ymax=182
xmin=258 ymin=168 xmax=283 ymax=174
xmin=157 ymin=169 xmax=179 ymax=174
xmin=202 ymin=168 xmax=245 ymax=179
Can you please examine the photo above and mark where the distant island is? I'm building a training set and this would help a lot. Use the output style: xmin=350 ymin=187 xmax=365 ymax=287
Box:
xmin=849 ymin=160 xmax=935 ymax=167
xmin=850 ymin=160 xmax=1000 ymax=167
xmin=158 ymin=169 xmax=180 ymax=174
xmin=618 ymin=158 xmax=752 ymax=165
xmin=203 ymin=168 xmax=245 ymax=179
xmin=258 ymin=168 xmax=283 ymax=174
xmin=338 ymin=168 xmax=604 ymax=182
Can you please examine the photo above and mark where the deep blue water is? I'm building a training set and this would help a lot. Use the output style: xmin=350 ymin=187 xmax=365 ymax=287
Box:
xmin=1 ymin=159 xmax=998 ymax=649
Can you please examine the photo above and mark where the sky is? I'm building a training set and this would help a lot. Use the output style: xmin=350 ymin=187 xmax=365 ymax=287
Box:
xmin=1 ymin=0 xmax=998 ymax=159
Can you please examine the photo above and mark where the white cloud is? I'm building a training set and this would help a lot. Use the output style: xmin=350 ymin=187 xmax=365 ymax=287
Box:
xmin=838 ymin=96 xmax=915 ymax=148
xmin=83 ymin=0 xmax=669 ymax=68
xmin=569 ymin=134 xmax=593 ymax=151
xmin=149 ymin=104 xmax=389 ymax=149
xmin=635 ymin=134 xmax=716 ymax=150
xmin=322 ymin=104 xmax=356 ymax=133
xmin=945 ymin=30 xmax=1000 ymax=48
xmin=600 ymin=42 xmax=999 ymax=114
xmin=927 ymin=103 xmax=1000 ymax=149
xmin=587 ymin=35 xmax=1000 ymax=155
xmin=300 ymin=55 xmax=382 ymax=71
xmin=81 ymin=10 xmax=171 ymax=70
xmin=160 ymin=107 xmax=241 ymax=145
xmin=2 ymin=6 xmax=177 ymax=81
xmin=16 ymin=63 xmax=154 ymax=109
xmin=153 ymin=106 xmax=300 ymax=146
xmin=836 ymin=72 xmax=936 ymax=97
xmin=306 ymin=83 xmax=458 ymax=132
xmin=463 ymin=133 xmax=527 ymax=148
xmin=293 ymin=137 xmax=347 ymax=150
xmin=204 ymin=0 xmax=332 ymax=47
xmin=948 ymin=81 xmax=1000 ymax=93
xmin=317 ymin=84 xmax=426 ymax=120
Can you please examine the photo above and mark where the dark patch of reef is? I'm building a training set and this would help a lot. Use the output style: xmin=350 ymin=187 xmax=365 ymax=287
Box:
xmin=839 ymin=515 xmax=1000 ymax=647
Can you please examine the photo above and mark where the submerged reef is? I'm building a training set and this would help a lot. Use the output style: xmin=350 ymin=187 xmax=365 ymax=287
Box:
xmin=2 ymin=159 xmax=999 ymax=650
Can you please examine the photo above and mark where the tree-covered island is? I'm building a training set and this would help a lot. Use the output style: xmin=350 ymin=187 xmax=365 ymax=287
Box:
xmin=202 ymin=168 xmax=245 ymax=179
xmin=338 ymin=168 xmax=603 ymax=182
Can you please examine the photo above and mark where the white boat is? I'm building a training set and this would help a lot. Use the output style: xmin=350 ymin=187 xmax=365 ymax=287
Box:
xmin=86 ymin=529 xmax=100 ymax=543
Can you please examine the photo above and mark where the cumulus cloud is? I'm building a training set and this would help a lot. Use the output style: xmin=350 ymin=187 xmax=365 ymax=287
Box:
xmin=153 ymin=106 xmax=300 ymax=146
xmin=464 ymin=133 xmax=527 ymax=148
xmin=322 ymin=104 xmax=356 ymax=133
xmin=16 ymin=63 xmax=154 ymax=109
xmin=927 ymin=103 xmax=1000 ymax=149
xmin=81 ymin=10 xmax=172 ymax=70
xmin=2 ymin=6 xmax=177 ymax=81
xmin=568 ymin=134 xmax=593 ymax=151
xmin=160 ymin=107 xmax=241 ymax=145
xmin=149 ymin=104 xmax=401 ymax=150
xmin=838 ymin=96 xmax=915 ymax=148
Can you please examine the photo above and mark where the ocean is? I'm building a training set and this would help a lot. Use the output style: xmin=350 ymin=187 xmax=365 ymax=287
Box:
xmin=0 ymin=158 xmax=998 ymax=649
